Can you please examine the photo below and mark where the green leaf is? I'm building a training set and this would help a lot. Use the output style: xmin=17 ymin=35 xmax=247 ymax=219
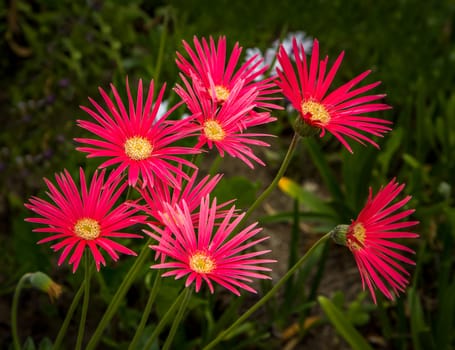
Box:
xmin=377 ymin=127 xmax=403 ymax=175
xmin=130 ymin=325 xmax=160 ymax=350
xmin=303 ymin=138 xmax=344 ymax=202
xmin=278 ymin=177 xmax=338 ymax=219
xmin=341 ymin=143 xmax=377 ymax=211
xmin=318 ymin=296 xmax=373 ymax=350
xmin=435 ymin=280 xmax=455 ymax=349
xmin=212 ymin=176 xmax=260 ymax=209
xmin=402 ymin=153 xmax=421 ymax=169
xmin=38 ymin=338 xmax=53 ymax=350
xmin=408 ymin=287 xmax=435 ymax=350
xmin=22 ymin=337 xmax=36 ymax=350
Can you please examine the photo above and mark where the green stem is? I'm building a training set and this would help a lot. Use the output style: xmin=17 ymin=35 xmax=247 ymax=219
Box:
xmin=284 ymin=199 xmax=300 ymax=308
xmin=143 ymin=287 xmax=187 ymax=349
xmin=189 ymin=153 xmax=200 ymax=168
xmin=86 ymin=238 xmax=152 ymax=350
xmin=53 ymin=274 xmax=89 ymax=350
xmin=75 ymin=253 xmax=91 ymax=350
xmin=242 ymin=133 xmax=300 ymax=224
xmin=11 ymin=273 xmax=32 ymax=350
xmin=128 ymin=270 xmax=162 ymax=350
xmin=188 ymin=153 xmax=202 ymax=178
xmin=308 ymin=240 xmax=330 ymax=302
xmin=162 ymin=288 xmax=192 ymax=350
xmin=203 ymin=232 xmax=331 ymax=350
xmin=125 ymin=185 xmax=132 ymax=201
xmin=208 ymin=155 xmax=222 ymax=176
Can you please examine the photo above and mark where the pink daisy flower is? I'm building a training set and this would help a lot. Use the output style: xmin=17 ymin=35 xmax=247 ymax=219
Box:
xmin=75 ymin=78 xmax=200 ymax=187
xmin=333 ymin=179 xmax=419 ymax=303
xmin=175 ymin=75 xmax=274 ymax=168
xmin=25 ymin=168 xmax=146 ymax=272
xmin=137 ymin=169 xmax=233 ymax=262
xmin=146 ymin=196 xmax=275 ymax=295
xmin=276 ymin=38 xmax=392 ymax=152
xmin=176 ymin=35 xmax=281 ymax=110
xmin=137 ymin=168 xmax=228 ymax=226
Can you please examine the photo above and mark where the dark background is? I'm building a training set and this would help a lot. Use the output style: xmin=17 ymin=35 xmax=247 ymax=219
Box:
xmin=1 ymin=0 xmax=454 ymax=349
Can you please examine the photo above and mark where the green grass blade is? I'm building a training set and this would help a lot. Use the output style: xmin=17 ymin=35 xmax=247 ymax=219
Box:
xmin=303 ymin=138 xmax=344 ymax=202
xmin=318 ymin=296 xmax=373 ymax=350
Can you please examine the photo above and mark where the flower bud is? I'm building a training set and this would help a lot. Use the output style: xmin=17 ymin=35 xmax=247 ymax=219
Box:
xmin=29 ymin=272 xmax=63 ymax=303
xmin=330 ymin=224 xmax=349 ymax=246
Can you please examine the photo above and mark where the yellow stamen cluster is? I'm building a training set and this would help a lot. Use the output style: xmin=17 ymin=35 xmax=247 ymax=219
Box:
xmin=189 ymin=252 xmax=216 ymax=274
xmin=203 ymin=120 xmax=225 ymax=141
xmin=124 ymin=136 xmax=153 ymax=161
xmin=348 ymin=222 xmax=367 ymax=251
xmin=74 ymin=218 xmax=101 ymax=240
xmin=301 ymin=100 xmax=331 ymax=125
xmin=211 ymin=85 xmax=230 ymax=102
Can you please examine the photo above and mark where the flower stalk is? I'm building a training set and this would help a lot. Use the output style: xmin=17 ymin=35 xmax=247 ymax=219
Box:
xmin=12 ymin=272 xmax=63 ymax=350
xmin=11 ymin=273 xmax=32 ymax=350
xmin=75 ymin=252 xmax=91 ymax=350
xmin=242 ymin=132 xmax=300 ymax=224
xmin=128 ymin=269 xmax=162 ymax=350
xmin=203 ymin=232 xmax=331 ymax=350
xmin=86 ymin=238 xmax=152 ymax=350
xmin=53 ymin=278 xmax=86 ymax=350
xmin=162 ymin=288 xmax=192 ymax=350
xmin=143 ymin=287 xmax=188 ymax=349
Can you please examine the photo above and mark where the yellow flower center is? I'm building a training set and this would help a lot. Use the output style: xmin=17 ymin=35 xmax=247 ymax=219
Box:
xmin=210 ymin=85 xmax=230 ymax=102
xmin=301 ymin=100 xmax=331 ymax=125
xmin=348 ymin=222 xmax=366 ymax=251
xmin=124 ymin=136 xmax=153 ymax=160
xmin=203 ymin=120 xmax=225 ymax=141
xmin=74 ymin=218 xmax=101 ymax=240
xmin=189 ymin=252 xmax=216 ymax=274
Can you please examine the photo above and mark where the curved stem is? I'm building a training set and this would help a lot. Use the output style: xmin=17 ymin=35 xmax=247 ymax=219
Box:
xmin=128 ymin=269 xmax=162 ymax=350
xmin=143 ymin=287 xmax=187 ymax=349
xmin=125 ymin=185 xmax=132 ymax=201
xmin=86 ymin=238 xmax=152 ymax=350
xmin=75 ymin=253 xmax=91 ymax=350
xmin=242 ymin=133 xmax=300 ymax=224
xmin=162 ymin=288 xmax=192 ymax=350
xmin=203 ymin=232 xmax=331 ymax=350
xmin=53 ymin=273 xmax=89 ymax=350
xmin=208 ymin=155 xmax=222 ymax=176
xmin=284 ymin=199 xmax=300 ymax=306
xmin=11 ymin=273 xmax=32 ymax=350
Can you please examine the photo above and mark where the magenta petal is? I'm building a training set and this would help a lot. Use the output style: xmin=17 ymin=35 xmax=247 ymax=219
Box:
xmin=276 ymin=38 xmax=391 ymax=152
xmin=25 ymin=167 xmax=145 ymax=272
xmin=148 ymin=196 xmax=274 ymax=295
xmin=346 ymin=179 xmax=418 ymax=303
xmin=76 ymin=78 xmax=199 ymax=187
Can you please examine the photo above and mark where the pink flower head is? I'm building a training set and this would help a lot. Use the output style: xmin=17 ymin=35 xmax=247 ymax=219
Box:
xmin=137 ymin=168 xmax=229 ymax=226
xmin=75 ymin=78 xmax=200 ymax=188
xmin=176 ymin=35 xmax=281 ymax=110
xmin=276 ymin=38 xmax=392 ymax=152
xmin=137 ymin=169 xmax=233 ymax=262
xmin=336 ymin=179 xmax=419 ymax=303
xmin=25 ymin=168 xmax=146 ymax=272
xmin=175 ymin=75 xmax=274 ymax=168
xmin=146 ymin=196 xmax=275 ymax=295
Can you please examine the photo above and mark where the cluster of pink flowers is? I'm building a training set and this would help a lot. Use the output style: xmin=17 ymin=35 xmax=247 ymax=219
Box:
xmin=26 ymin=35 xmax=418 ymax=302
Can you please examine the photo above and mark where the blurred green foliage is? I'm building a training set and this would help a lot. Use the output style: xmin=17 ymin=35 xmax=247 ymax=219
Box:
xmin=1 ymin=0 xmax=454 ymax=349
